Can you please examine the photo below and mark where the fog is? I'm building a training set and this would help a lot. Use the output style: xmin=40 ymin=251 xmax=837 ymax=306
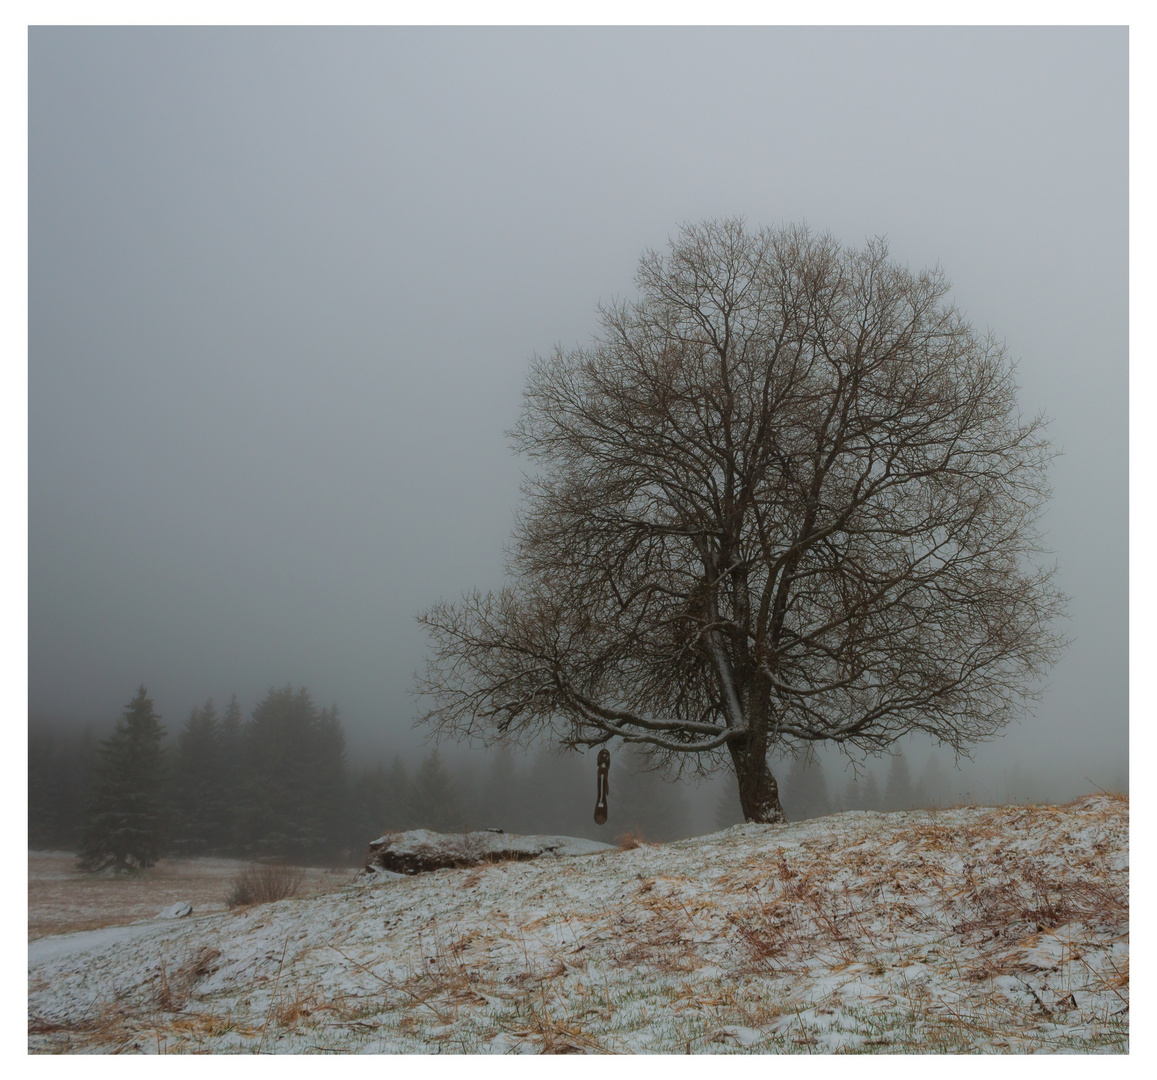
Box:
xmin=29 ymin=27 xmax=1127 ymax=818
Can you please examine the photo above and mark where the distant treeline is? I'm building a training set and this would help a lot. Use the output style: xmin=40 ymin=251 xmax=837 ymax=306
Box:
xmin=29 ymin=687 xmax=1067 ymax=867
xmin=745 ymin=748 xmax=956 ymax=826
xmin=28 ymin=686 xmax=696 ymax=865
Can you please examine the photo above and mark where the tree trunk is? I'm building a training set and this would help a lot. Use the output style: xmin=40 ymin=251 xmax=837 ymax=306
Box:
xmin=728 ymin=732 xmax=787 ymax=824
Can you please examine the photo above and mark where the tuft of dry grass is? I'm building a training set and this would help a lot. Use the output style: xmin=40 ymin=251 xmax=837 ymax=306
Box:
xmin=152 ymin=946 xmax=222 ymax=1011
xmin=269 ymin=983 xmax=366 ymax=1030
xmin=226 ymin=863 xmax=305 ymax=909
xmin=617 ymin=828 xmax=645 ymax=851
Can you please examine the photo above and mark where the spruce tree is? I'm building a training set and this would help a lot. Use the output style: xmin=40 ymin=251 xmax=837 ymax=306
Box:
xmin=348 ymin=760 xmax=388 ymax=851
xmin=383 ymin=754 xmax=413 ymax=831
xmin=520 ymin=748 xmax=595 ymax=838
xmin=217 ymin=694 xmax=245 ymax=852
xmin=842 ymin=772 xmax=863 ymax=812
xmin=409 ymin=749 xmax=464 ymax=831
xmin=78 ymin=687 xmax=168 ymax=870
xmin=612 ymin=748 xmax=692 ymax=842
xmin=171 ymin=700 xmax=221 ymax=854
xmin=519 ymin=748 xmax=558 ymax=835
xmin=884 ymin=751 xmax=915 ymax=811
xmin=784 ymin=752 xmax=832 ymax=820
xmin=481 ymin=744 xmax=522 ymax=833
xmin=30 ymin=723 xmax=100 ymax=850
xmin=917 ymin=753 xmax=951 ymax=809
xmin=28 ymin=727 xmax=56 ymax=848
xmin=241 ymin=686 xmax=348 ymax=863
xmin=452 ymin=756 xmax=483 ymax=831
xmin=313 ymin=705 xmax=348 ymax=857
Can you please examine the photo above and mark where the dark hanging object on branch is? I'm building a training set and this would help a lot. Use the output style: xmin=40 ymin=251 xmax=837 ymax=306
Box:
xmin=593 ymin=748 xmax=610 ymax=825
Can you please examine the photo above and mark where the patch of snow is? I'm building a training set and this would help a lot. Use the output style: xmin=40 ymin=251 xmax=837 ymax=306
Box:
xmin=28 ymin=796 xmax=1128 ymax=1054
xmin=29 ymin=921 xmax=170 ymax=968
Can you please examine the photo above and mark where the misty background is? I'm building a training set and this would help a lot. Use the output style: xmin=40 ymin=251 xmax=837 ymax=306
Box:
xmin=28 ymin=27 xmax=1127 ymax=840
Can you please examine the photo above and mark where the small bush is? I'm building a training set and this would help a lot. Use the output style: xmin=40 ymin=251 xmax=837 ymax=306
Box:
xmin=226 ymin=862 xmax=305 ymax=909
xmin=617 ymin=828 xmax=644 ymax=851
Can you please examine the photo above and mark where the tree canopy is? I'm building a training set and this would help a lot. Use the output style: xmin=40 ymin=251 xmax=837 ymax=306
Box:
xmin=78 ymin=686 xmax=168 ymax=870
xmin=239 ymin=686 xmax=347 ymax=862
xmin=420 ymin=219 xmax=1065 ymax=822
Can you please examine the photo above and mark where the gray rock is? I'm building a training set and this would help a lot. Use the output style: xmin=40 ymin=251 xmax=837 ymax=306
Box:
xmin=361 ymin=829 xmax=613 ymax=877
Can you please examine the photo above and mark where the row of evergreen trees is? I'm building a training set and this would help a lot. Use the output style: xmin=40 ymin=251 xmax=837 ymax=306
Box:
xmin=29 ymin=687 xmax=698 ymax=869
xmin=59 ymin=686 xmax=351 ymax=869
xmin=30 ymin=686 xmax=983 ymax=872
xmin=350 ymin=744 xmax=694 ymax=845
xmin=28 ymin=725 xmax=98 ymax=855
xmin=168 ymin=687 xmax=348 ymax=863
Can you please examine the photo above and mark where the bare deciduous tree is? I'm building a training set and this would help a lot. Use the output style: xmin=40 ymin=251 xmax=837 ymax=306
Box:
xmin=417 ymin=220 xmax=1066 ymax=824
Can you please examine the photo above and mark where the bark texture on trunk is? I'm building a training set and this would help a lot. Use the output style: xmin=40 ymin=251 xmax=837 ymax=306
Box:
xmin=728 ymin=732 xmax=787 ymax=824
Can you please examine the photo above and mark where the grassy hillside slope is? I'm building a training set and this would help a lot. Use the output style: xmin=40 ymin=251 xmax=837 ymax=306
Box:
xmin=28 ymin=794 xmax=1128 ymax=1054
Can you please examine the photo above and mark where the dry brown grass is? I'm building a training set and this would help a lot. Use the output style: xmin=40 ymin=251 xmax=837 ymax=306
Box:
xmin=947 ymin=852 xmax=1128 ymax=948
xmin=500 ymin=985 xmax=613 ymax=1054
xmin=30 ymin=942 xmax=242 ymax=1053
xmin=721 ymin=800 xmax=1129 ymax=1011
xmin=30 ymin=797 xmax=1128 ymax=1054
xmin=152 ymin=946 xmax=223 ymax=1011
xmin=29 ymin=853 xmax=247 ymax=938
xmin=226 ymin=863 xmax=306 ymax=909
xmin=29 ymin=852 xmax=345 ymax=939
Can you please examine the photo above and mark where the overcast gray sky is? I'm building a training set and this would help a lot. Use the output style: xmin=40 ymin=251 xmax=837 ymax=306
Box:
xmin=29 ymin=27 xmax=1127 ymax=794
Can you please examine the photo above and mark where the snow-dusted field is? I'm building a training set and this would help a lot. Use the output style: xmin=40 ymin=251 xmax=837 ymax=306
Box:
xmin=28 ymin=795 xmax=1128 ymax=1054
xmin=28 ymin=852 xmax=347 ymax=940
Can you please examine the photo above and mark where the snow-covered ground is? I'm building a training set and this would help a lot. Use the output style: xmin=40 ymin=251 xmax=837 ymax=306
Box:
xmin=28 ymin=795 xmax=1128 ymax=1054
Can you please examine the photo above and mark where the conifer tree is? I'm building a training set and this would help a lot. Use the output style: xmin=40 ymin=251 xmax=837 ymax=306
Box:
xmin=29 ymin=724 xmax=96 ymax=850
xmin=313 ymin=705 xmax=348 ymax=856
xmin=884 ymin=751 xmax=915 ymax=811
xmin=612 ymin=747 xmax=692 ymax=841
xmin=217 ymin=694 xmax=244 ymax=852
xmin=862 ymin=768 xmax=882 ymax=811
xmin=28 ymin=726 xmax=56 ymax=848
xmin=518 ymin=748 xmax=557 ymax=835
xmin=409 ymin=748 xmax=464 ymax=831
xmin=481 ymin=744 xmax=523 ymax=832
xmin=347 ymin=760 xmax=389 ymax=852
xmin=78 ymin=687 xmax=168 ymax=870
xmin=338 ymin=754 xmax=410 ymax=848
xmin=452 ymin=757 xmax=482 ymax=830
xmin=909 ymin=766 xmax=931 ymax=809
xmin=172 ymin=700 xmax=221 ymax=854
xmin=917 ymin=753 xmax=951 ymax=809
xmin=784 ymin=752 xmax=832 ymax=820
xmin=520 ymin=748 xmax=595 ymax=837
xmin=842 ymin=772 xmax=864 ymax=812
xmin=240 ymin=686 xmax=348 ymax=862
xmin=383 ymin=753 xmax=413 ymax=831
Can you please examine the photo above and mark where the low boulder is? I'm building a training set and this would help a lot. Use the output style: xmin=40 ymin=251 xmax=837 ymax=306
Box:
xmin=159 ymin=901 xmax=193 ymax=919
xmin=361 ymin=829 xmax=613 ymax=877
